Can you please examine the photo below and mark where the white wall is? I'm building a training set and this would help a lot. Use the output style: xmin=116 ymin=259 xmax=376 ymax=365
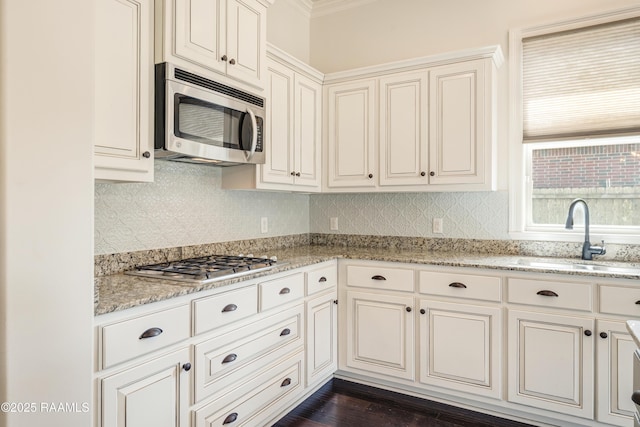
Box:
xmin=0 ymin=1 xmax=94 ymax=426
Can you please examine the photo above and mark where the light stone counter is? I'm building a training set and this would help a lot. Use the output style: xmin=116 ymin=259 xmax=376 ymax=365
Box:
xmin=95 ymin=244 xmax=640 ymax=316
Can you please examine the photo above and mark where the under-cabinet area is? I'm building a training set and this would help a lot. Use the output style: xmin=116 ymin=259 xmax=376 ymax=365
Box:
xmin=94 ymin=260 xmax=337 ymax=427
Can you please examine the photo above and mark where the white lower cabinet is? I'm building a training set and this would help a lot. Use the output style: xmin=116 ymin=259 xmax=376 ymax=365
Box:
xmin=596 ymin=320 xmax=635 ymax=426
xmin=418 ymin=300 xmax=501 ymax=398
xmin=96 ymin=262 xmax=338 ymax=427
xmin=306 ymin=291 xmax=338 ymax=387
xmin=193 ymin=351 xmax=304 ymax=427
xmin=345 ymin=290 xmax=415 ymax=381
xmin=100 ymin=347 xmax=191 ymax=427
xmin=338 ymin=259 xmax=640 ymax=427
xmin=507 ymin=309 xmax=595 ymax=419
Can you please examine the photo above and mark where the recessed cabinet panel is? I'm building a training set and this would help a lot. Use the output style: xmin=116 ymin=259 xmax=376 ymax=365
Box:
xmin=379 ymin=71 xmax=428 ymax=186
xmin=226 ymin=0 xmax=264 ymax=86
xmin=346 ymin=291 xmax=414 ymax=380
xmin=263 ymin=60 xmax=294 ymax=184
xmin=101 ymin=348 xmax=190 ymax=427
xmin=428 ymin=59 xmax=490 ymax=187
xmin=306 ymin=291 xmax=338 ymax=387
xmin=95 ymin=0 xmax=154 ymax=182
xmin=295 ymin=74 xmax=322 ymax=186
xmin=507 ymin=309 xmax=594 ymax=419
xmin=327 ymin=79 xmax=377 ymax=188
xmin=419 ymin=300 xmax=501 ymax=398
xmin=596 ymin=319 xmax=635 ymax=426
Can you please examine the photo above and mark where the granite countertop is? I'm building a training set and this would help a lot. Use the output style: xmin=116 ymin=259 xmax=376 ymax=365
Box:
xmin=95 ymin=245 xmax=640 ymax=316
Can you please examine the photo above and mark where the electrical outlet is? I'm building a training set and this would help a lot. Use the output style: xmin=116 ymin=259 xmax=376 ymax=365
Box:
xmin=330 ymin=217 xmax=339 ymax=230
xmin=261 ymin=217 xmax=268 ymax=233
xmin=433 ymin=218 xmax=443 ymax=234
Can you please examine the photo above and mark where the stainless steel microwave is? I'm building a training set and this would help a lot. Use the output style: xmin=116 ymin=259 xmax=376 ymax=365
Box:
xmin=154 ymin=63 xmax=265 ymax=166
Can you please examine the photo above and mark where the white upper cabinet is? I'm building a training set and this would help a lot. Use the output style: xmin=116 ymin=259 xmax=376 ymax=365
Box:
xmin=429 ymin=59 xmax=494 ymax=188
xmin=157 ymin=0 xmax=272 ymax=90
xmin=323 ymin=45 xmax=502 ymax=192
xmin=326 ymin=79 xmax=377 ymax=188
xmin=379 ymin=71 xmax=429 ymax=186
xmin=94 ymin=0 xmax=154 ymax=182
xmin=222 ymin=46 xmax=323 ymax=191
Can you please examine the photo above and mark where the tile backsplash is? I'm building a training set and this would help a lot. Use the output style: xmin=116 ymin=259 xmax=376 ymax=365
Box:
xmin=94 ymin=161 xmax=310 ymax=254
xmin=309 ymin=191 xmax=510 ymax=240
xmin=95 ymin=161 xmax=511 ymax=255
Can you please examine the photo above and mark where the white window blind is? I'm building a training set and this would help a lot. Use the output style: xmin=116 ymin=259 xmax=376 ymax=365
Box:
xmin=522 ymin=17 xmax=640 ymax=142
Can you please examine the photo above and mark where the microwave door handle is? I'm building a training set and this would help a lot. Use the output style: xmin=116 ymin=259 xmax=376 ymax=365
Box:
xmin=245 ymin=107 xmax=258 ymax=161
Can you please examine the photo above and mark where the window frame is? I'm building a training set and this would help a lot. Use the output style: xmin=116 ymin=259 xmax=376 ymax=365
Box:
xmin=508 ymin=6 xmax=640 ymax=245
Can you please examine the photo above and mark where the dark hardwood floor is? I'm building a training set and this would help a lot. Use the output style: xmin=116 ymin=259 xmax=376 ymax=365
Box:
xmin=273 ymin=379 xmax=536 ymax=427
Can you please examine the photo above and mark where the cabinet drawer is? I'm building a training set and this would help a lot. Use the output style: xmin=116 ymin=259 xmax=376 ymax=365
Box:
xmin=419 ymin=270 xmax=501 ymax=302
xmin=307 ymin=264 xmax=337 ymax=296
xmin=600 ymin=285 xmax=640 ymax=317
xmin=259 ymin=273 xmax=304 ymax=311
xmin=194 ymin=352 xmax=303 ymax=427
xmin=507 ymin=277 xmax=592 ymax=311
xmin=193 ymin=286 xmax=258 ymax=335
xmin=194 ymin=305 xmax=303 ymax=402
xmin=100 ymin=304 xmax=190 ymax=369
xmin=346 ymin=265 xmax=414 ymax=292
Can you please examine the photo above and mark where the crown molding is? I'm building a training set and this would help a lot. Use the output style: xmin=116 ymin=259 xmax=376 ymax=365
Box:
xmin=280 ymin=0 xmax=314 ymax=18
xmin=311 ymin=0 xmax=378 ymax=18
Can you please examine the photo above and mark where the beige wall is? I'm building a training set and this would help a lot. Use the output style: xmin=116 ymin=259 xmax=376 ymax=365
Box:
xmin=309 ymin=0 xmax=639 ymax=72
xmin=267 ymin=0 xmax=312 ymax=63
xmin=0 ymin=1 xmax=94 ymax=426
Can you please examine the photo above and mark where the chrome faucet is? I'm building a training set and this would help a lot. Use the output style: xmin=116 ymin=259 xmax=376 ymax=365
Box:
xmin=565 ymin=198 xmax=606 ymax=260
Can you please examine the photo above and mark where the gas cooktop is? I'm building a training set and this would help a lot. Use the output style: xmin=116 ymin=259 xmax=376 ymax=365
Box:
xmin=125 ymin=254 xmax=282 ymax=284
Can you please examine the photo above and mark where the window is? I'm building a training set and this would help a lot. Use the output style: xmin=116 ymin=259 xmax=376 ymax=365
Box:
xmin=509 ymin=8 xmax=640 ymax=243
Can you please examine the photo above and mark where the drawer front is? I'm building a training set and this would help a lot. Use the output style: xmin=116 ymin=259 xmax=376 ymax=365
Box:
xmin=194 ymin=305 xmax=303 ymax=402
xmin=419 ymin=270 xmax=501 ymax=302
xmin=259 ymin=273 xmax=305 ymax=312
xmin=346 ymin=264 xmax=414 ymax=292
xmin=100 ymin=304 xmax=190 ymax=369
xmin=600 ymin=285 xmax=640 ymax=317
xmin=193 ymin=286 xmax=258 ymax=335
xmin=194 ymin=352 xmax=303 ymax=427
xmin=507 ymin=277 xmax=592 ymax=311
xmin=307 ymin=264 xmax=337 ymax=296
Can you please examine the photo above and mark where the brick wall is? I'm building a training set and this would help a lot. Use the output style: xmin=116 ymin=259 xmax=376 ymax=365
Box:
xmin=532 ymin=143 xmax=640 ymax=189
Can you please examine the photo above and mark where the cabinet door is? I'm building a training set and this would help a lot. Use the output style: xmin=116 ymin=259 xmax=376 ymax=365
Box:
xmin=418 ymin=300 xmax=501 ymax=398
xmin=379 ymin=71 xmax=429 ymax=186
xmin=226 ymin=0 xmax=266 ymax=87
xmin=428 ymin=59 xmax=490 ymax=187
xmin=261 ymin=59 xmax=295 ymax=185
xmin=507 ymin=310 xmax=594 ymax=419
xmin=346 ymin=290 xmax=414 ymax=380
xmin=596 ymin=319 xmax=635 ymax=426
xmin=326 ymin=79 xmax=377 ymax=188
xmin=293 ymin=73 xmax=322 ymax=188
xmin=174 ymin=0 xmax=226 ymax=75
xmin=306 ymin=291 xmax=338 ymax=387
xmin=94 ymin=0 xmax=154 ymax=182
xmin=101 ymin=348 xmax=190 ymax=427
